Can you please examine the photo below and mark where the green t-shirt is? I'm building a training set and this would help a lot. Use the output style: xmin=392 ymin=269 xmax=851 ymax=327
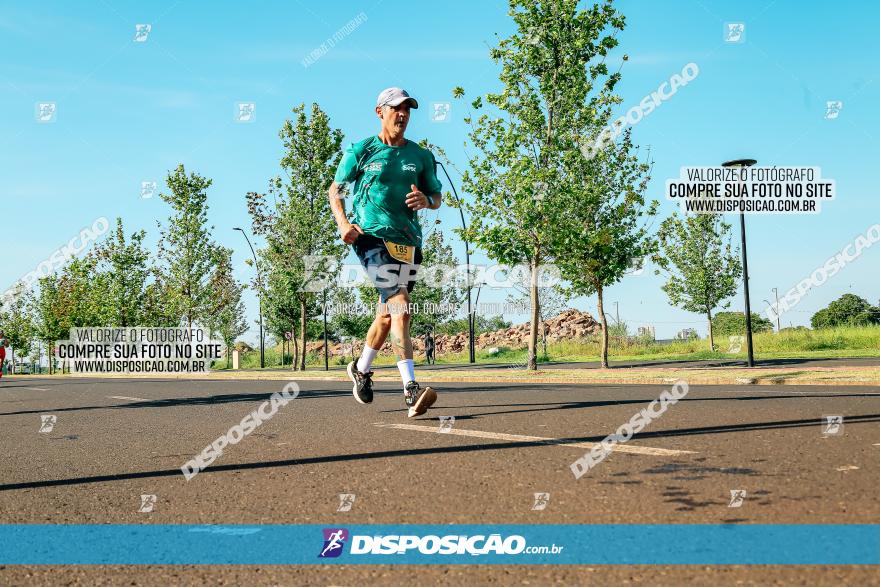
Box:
xmin=334 ymin=135 xmax=442 ymax=247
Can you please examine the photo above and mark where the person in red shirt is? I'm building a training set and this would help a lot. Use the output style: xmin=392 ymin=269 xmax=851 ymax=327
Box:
xmin=0 ymin=331 xmax=8 ymax=379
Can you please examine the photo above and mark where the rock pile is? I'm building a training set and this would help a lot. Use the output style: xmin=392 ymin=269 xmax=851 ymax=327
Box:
xmin=297 ymin=308 xmax=601 ymax=358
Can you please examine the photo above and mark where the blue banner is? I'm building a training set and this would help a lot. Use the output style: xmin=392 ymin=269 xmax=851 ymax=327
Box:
xmin=0 ymin=525 xmax=876 ymax=565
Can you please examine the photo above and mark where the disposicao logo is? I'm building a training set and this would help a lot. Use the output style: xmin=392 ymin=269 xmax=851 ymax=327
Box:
xmin=350 ymin=533 xmax=527 ymax=556
xmin=317 ymin=530 xmax=555 ymax=558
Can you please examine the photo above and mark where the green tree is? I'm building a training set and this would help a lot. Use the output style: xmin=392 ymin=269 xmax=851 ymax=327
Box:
xmin=141 ymin=268 xmax=183 ymax=327
xmin=0 ymin=284 xmax=34 ymax=373
xmin=711 ymin=311 xmax=773 ymax=337
xmin=56 ymin=256 xmax=105 ymax=329
xmin=410 ymin=226 xmax=464 ymax=336
xmin=328 ymin=284 xmax=374 ymax=345
xmin=92 ymin=218 xmax=151 ymax=327
xmin=158 ymin=164 xmax=217 ymax=328
xmin=455 ymin=0 xmax=631 ymax=369
xmin=38 ymin=257 xmax=107 ymax=372
xmin=31 ymin=275 xmax=66 ymax=374
xmin=436 ymin=314 xmax=511 ymax=336
xmin=532 ymin=0 xmax=659 ymax=370
xmin=204 ymin=247 xmax=249 ymax=367
xmin=248 ymin=103 xmax=344 ymax=370
xmin=282 ymin=104 xmax=345 ymax=370
xmin=655 ymin=213 xmax=742 ymax=351
xmin=811 ymin=294 xmax=880 ymax=328
xmin=260 ymin=258 xmax=301 ymax=367
xmin=552 ymin=130 xmax=657 ymax=368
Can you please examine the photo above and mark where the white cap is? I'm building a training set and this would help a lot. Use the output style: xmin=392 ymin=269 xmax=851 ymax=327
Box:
xmin=376 ymin=87 xmax=419 ymax=109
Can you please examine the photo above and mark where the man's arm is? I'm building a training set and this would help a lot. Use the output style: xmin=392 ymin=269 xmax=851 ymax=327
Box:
xmin=328 ymin=181 xmax=362 ymax=244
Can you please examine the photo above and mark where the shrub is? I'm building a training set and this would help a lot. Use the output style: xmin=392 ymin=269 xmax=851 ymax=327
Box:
xmin=712 ymin=311 xmax=773 ymax=336
xmin=810 ymin=294 xmax=880 ymax=328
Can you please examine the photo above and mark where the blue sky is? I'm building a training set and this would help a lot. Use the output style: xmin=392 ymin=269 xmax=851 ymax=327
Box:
xmin=1 ymin=0 xmax=878 ymax=342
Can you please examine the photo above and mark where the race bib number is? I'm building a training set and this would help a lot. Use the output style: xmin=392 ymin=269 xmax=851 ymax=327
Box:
xmin=384 ymin=240 xmax=415 ymax=264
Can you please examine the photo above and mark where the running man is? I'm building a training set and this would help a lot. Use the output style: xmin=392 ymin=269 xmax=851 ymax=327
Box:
xmin=328 ymin=87 xmax=442 ymax=417
xmin=424 ymin=330 xmax=435 ymax=365
xmin=0 ymin=331 xmax=8 ymax=379
xmin=320 ymin=529 xmax=346 ymax=558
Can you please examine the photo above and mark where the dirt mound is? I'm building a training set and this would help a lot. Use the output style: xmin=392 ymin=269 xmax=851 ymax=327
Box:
xmin=301 ymin=308 xmax=600 ymax=357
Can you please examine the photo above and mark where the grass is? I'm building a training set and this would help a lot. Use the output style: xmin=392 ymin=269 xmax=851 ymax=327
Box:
xmin=234 ymin=348 xmax=328 ymax=370
xmin=223 ymin=325 xmax=880 ymax=371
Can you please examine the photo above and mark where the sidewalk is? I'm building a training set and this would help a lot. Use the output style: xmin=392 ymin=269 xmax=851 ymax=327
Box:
xmin=8 ymin=359 xmax=880 ymax=386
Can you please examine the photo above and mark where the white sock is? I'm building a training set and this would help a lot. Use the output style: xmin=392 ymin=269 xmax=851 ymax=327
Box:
xmin=397 ymin=359 xmax=415 ymax=387
xmin=356 ymin=346 xmax=379 ymax=374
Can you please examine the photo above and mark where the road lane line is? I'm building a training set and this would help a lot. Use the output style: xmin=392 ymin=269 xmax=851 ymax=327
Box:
xmin=21 ymin=387 xmax=50 ymax=391
xmin=375 ymin=423 xmax=694 ymax=456
xmin=108 ymin=395 xmax=149 ymax=402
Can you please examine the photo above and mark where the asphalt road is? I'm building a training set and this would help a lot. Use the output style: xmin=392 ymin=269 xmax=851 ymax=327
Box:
xmin=1 ymin=377 xmax=877 ymax=585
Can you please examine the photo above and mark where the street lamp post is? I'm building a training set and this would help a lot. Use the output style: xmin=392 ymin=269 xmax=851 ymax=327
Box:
xmin=233 ymin=227 xmax=265 ymax=369
xmin=323 ymin=288 xmax=329 ymax=371
xmin=771 ymin=287 xmax=781 ymax=332
xmin=721 ymin=159 xmax=757 ymax=368
xmin=436 ymin=161 xmax=476 ymax=363
xmin=473 ymin=280 xmax=486 ymax=316
xmin=763 ymin=298 xmax=773 ymax=329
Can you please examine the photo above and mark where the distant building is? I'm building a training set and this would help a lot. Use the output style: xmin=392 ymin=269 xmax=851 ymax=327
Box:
xmin=637 ymin=325 xmax=656 ymax=340
xmin=676 ymin=328 xmax=698 ymax=340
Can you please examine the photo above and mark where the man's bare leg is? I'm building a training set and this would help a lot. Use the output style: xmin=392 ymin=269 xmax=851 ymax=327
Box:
xmin=348 ymin=296 xmax=392 ymax=404
xmin=384 ymin=288 xmax=436 ymax=416
xmin=385 ymin=288 xmax=413 ymax=361
xmin=365 ymin=299 xmax=392 ymax=351
xmin=354 ymin=297 xmax=391 ymax=375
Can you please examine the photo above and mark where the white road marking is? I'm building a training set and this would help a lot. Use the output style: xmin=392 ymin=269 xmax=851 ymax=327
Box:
xmin=21 ymin=387 xmax=50 ymax=391
xmin=375 ymin=423 xmax=695 ymax=457
xmin=108 ymin=395 xmax=149 ymax=402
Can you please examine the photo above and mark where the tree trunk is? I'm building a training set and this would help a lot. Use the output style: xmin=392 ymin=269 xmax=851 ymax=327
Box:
xmin=11 ymin=349 xmax=15 ymax=375
xmin=300 ymin=299 xmax=307 ymax=371
xmin=707 ymin=309 xmax=715 ymax=352
xmin=597 ymin=285 xmax=609 ymax=369
xmin=528 ymin=258 xmax=540 ymax=370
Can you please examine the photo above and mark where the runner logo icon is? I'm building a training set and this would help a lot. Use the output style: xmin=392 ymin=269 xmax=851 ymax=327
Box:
xmin=728 ymin=489 xmax=747 ymax=508
xmin=319 ymin=528 xmax=349 ymax=558
xmin=337 ymin=494 xmax=356 ymax=512
xmin=531 ymin=493 xmax=550 ymax=510
xmin=822 ymin=415 xmax=844 ymax=436
xmin=39 ymin=414 xmax=57 ymax=433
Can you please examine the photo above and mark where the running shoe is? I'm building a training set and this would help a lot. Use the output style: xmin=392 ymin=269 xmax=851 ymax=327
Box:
xmin=404 ymin=381 xmax=437 ymax=417
xmin=347 ymin=361 xmax=374 ymax=404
